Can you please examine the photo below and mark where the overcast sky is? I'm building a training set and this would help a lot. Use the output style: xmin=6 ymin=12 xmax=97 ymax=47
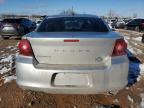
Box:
xmin=0 ymin=0 xmax=144 ymax=17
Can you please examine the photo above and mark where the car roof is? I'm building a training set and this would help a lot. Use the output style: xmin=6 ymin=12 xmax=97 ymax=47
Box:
xmin=132 ymin=18 xmax=144 ymax=20
xmin=46 ymin=14 xmax=100 ymax=19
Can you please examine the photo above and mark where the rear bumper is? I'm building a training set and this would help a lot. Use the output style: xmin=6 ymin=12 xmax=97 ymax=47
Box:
xmin=16 ymin=55 xmax=129 ymax=94
xmin=0 ymin=30 xmax=19 ymax=37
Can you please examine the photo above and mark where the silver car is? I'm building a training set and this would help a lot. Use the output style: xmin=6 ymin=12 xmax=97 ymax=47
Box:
xmin=0 ymin=19 xmax=24 ymax=39
xmin=16 ymin=14 xmax=129 ymax=94
xmin=0 ymin=18 xmax=36 ymax=39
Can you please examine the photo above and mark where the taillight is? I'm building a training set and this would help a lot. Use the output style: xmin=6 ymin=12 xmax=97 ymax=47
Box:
xmin=18 ymin=39 xmax=33 ymax=56
xmin=112 ymin=39 xmax=127 ymax=56
xmin=64 ymin=39 xmax=79 ymax=42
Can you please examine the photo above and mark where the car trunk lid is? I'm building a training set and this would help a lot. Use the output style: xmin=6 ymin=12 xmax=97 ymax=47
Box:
xmin=28 ymin=32 xmax=119 ymax=66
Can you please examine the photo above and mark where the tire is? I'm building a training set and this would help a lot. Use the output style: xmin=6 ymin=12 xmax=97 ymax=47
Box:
xmin=135 ymin=26 xmax=140 ymax=32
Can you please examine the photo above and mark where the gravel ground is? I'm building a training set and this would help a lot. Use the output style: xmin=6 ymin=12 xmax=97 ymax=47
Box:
xmin=0 ymin=30 xmax=144 ymax=108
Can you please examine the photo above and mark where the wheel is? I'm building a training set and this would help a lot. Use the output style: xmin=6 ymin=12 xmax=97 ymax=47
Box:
xmin=135 ymin=26 xmax=140 ymax=32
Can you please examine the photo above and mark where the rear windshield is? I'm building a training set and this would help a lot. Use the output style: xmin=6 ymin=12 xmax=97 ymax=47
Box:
xmin=3 ymin=19 xmax=21 ymax=23
xmin=37 ymin=17 xmax=109 ymax=32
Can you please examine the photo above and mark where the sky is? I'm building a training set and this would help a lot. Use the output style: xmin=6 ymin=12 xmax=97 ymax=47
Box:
xmin=0 ymin=0 xmax=144 ymax=18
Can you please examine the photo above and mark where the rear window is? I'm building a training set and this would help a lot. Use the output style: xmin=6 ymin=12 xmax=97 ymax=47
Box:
xmin=37 ymin=17 xmax=109 ymax=32
xmin=129 ymin=19 xmax=141 ymax=25
xmin=3 ymin=19 xmax=21 ymax=23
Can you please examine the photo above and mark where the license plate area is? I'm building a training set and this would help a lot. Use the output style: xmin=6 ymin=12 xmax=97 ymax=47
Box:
xmin=52 ymin=73 xmax=89 ymax=87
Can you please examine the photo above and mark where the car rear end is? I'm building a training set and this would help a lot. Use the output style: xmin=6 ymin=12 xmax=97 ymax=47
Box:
xmin=125 ymin=19 xmax=144 ymax=32
xmin=116 ymin=21 xmax=125 ymax=28
xmin=16 ymin=15 xmax=129 ymax=94
xmin=0 ymin=19 xmax=22 ymax=39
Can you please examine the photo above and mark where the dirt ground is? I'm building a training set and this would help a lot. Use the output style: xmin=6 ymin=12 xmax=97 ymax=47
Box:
xmin=0 ymin=30 xmax=144 ymax=108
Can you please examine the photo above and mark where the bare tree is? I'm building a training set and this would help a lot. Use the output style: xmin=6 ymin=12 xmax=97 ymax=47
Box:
xmin=60 ymin=8 xmax=75 ymax=15
xmin=108 ymin=9 xmax=119 ymax=19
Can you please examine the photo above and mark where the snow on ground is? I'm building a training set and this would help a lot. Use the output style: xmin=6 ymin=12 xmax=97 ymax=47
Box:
xmin=133 ymin=37 xmax=142 ymax=42
xmin=140 ymin=93 xmax=144 ymax=108
xmin=124 ymin=36 xmax=130 ymax=40
xmin=0 ymin=46 xmax=18 ymax=84
xmin=108 ymin=23 xmax=112 ymax=29
xmin=3 ymin=75 xmax=17 ymax=83
xmin=0 ymin=67 xmax=11 ymax=74
xmin=0 ymin=54 xmax=15 ymax=73
xmin=140 ymin=64 xmax=144 ymax=74
xmin=125 ymin=38 xmax=143 ymax=55
xmin=127 ymin=95 xmax=134 ymax=104
xmin=124 ymin=34 xmax=143 ymax=53
xmin=128 ymin=45 xmax=143 ymax=55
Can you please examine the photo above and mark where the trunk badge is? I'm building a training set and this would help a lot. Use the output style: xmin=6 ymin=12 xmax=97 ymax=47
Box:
xmin=95 ymin=57 xmax=103 ymax=62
